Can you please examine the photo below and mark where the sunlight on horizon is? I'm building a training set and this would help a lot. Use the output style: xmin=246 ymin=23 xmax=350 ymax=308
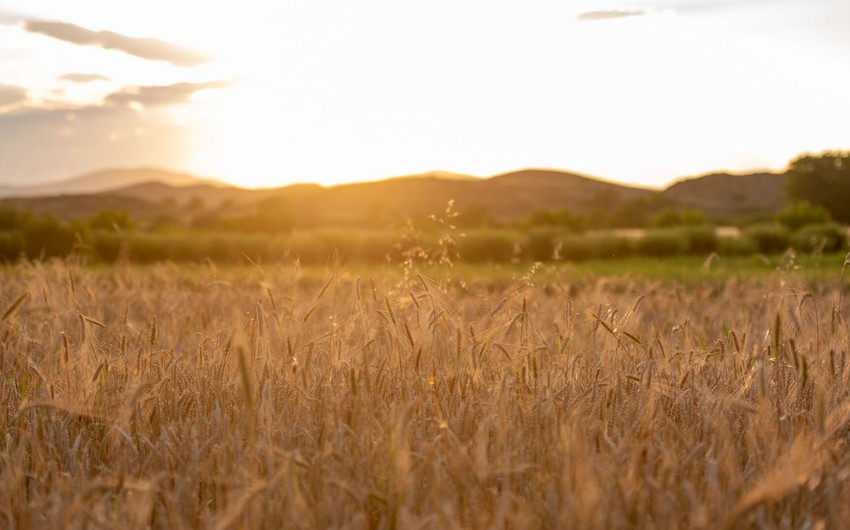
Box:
xmin=1 ymin=0 xmax=849 ymax=188
xmin=185 ymin=4 xmax=836 ymax=189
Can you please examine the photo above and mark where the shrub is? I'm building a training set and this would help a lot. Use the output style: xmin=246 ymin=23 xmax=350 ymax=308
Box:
xmin=524 ymin=209 xmax=586 ymax=232
xmin=457 ymin=231 xmax=516 ymax=263
xmin=205 ymin=233 xmax=240 ymax=263
xmin=149 ymin=214 xmax=181 ymax=232
xmin=91 ymin=231 xmax=125 ymax=263
xmin=127 ymin=233 xmax=179 ymax=262
xmin=590 ymin=235 xmax=635 ymax=260
xmin=680 ymin=226 xmax=718 ymax=254
xmin=21 ymin=215 xmax=75 ymax=258
xmin=0 ymin=231 xmax=23 ymax=261
xmin=0 ymin=206 xmax=25 ymax=230
xmin=554 ymin=234 xmax=633 ymax=261
xmin=718 ymin=235 xmax=758 ymax=256
xmin=86 ymin=209 xmax=137 ymax=232
xmin=791 ymin=223 xmax=848 ymax=253
xmin=652 ymin=209 xmax=706 ymax=228
xmin=285 ymin=230 xmax=371 ymax=265
xmin=777 ymin=201 xmax=833 ymax=231
xmin=635 ymin=229 xmax=688 ymax=257
xmin=744 ymin=224 xmax=790 ymax=254
xmin=523 ymin=228 xmax=560 ymax=261
xmin=554 ymin=235 xmax=595 ymax=262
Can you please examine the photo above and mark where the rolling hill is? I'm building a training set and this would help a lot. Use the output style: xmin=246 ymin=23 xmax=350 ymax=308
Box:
xmin=485 ymin=169 xmax=654 ymax=214
xmin=0 ymin=166 xmax=791 ymax=225
xmin=662 ymin=172 xmax=786 ymax=217
xmin=0 ymin=167 xmax=228 ymax=198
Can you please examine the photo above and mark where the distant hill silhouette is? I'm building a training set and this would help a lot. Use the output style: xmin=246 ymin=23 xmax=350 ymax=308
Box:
xmin=486 ymin=169 xmax=654 ymax=214
xmin=387 ymin=170 xmax=479 ymax=182
xmin=662 ymin=172 xmax=786 ymax=217
xmin=110 ymin=181 xmax=260 ymax=207
xmin=0 ymin=166 xmax=790 ymax=224
xmin=0 ymin=167 xmax=226 ymax=198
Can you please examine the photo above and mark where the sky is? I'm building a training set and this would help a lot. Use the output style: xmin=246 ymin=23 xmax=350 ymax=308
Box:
xmin=1 ymin=0 xmax=849 ymax=189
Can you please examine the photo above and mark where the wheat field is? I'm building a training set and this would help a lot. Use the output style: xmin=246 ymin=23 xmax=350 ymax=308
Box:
xmin=2 ymin=259 xmax=850 ymax=529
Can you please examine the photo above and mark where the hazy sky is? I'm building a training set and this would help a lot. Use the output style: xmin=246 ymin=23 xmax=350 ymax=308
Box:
xmin=1 ymin=0 xmax=849 ymax=188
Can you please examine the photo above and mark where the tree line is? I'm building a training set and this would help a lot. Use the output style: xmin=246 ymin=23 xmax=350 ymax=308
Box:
xmin=0 ymin=150 xmax=847 ymax=263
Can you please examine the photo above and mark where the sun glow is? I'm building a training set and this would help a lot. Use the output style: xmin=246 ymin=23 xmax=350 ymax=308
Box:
xmin=187 ymin=83 xmax=305 ymax=188
xmin=3 ymin=0 xmax=848 ymax=188
xmin=186 ymin=7 xmax=823 ymax=189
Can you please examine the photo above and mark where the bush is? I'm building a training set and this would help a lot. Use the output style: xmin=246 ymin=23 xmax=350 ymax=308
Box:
xmin=287 ymin=230 xmax=383 ymax=266
xmin=205 ymin=233 xmax=239 ymax=263
xmin=0 ymin=206 xmax=25 ymax=230
xmin=786 ymin=151 xmax=850 ymax=223
xmin=652 ymin=209 xmax=706 ymax=228
xmin=524 ymin=209 xmax=586 ymax=232
xmin=791 ymin=223 xmax=847 ymax=253
xmin=21 ymin=215 xmax=75 ymax=258
xmin=127 ymin=233 xmax=179 ymax=262
xmin=206 ymin=233 xmax=288 ymax=264
xmin=456 ymin=231 xmax=515 ymax=263
xmin=635 ymin=229 xmax=688 ymax=257
xmin=554 ymin=235 xmax=595 ymax=261
xmin=523 ymin=228 xmax=560 ymax=261
xmin=777 ymin=201 xmax=833 ymax=231
xmin=148 ymin=214 xmax=181 ymax=232
xmin=744 ymin=224 xmax=790 ymax=254
xmin=91 ymin=231 xmax=125 ymax=263
xmin=680 ymin=226 xmax=718 ymax=254
xmin=593 ymin=235 xmax=635 ymax=260
xmin=718 ymin=235 xmax=758 ymax=256
xmin=86 ymin=209 xmax=137 ymax=232
xmin=554 ymin=234 xmax=633 ymax=261
xmin=0 ymin=231 xmax=23 ymax=261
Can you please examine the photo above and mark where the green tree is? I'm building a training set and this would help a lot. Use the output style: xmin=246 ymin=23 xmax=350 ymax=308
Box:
xmin=86 ymin=209 xmax=137 ymax=231
xmin=456 ymin=203 xmax=493 ymax=228
xmin=524 ymin=209 xmax=586 ymax=233
xmin=149 ymin=214 xmax=181 ymax=232
xmin=610 ymin=198 xmax=653 ymax=228
xmin=776 ymin=201 xmax=833 ymax=231
xmin=651 ymin=209 xmax=705 ymax=228
xmin=786 ymin=151 xmax=850 ymax=223
xmin=21 ymin=214 xmax=75 ymax=258
xmin=0 ymin=205 xmax=26 ymax=230
xmin=219 ymin=196 xmax=295 ymax=233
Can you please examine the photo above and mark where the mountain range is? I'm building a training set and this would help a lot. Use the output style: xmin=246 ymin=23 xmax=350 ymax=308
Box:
xmin=0 ymin=166 xmax=788 ymax=224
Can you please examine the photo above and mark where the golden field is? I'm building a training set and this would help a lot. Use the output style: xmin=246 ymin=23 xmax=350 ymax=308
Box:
xmin=2 ymin=258 xmax=850 ymax=529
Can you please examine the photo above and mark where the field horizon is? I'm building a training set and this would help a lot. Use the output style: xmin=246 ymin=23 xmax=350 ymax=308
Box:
xmin=0 ymin=165 xmax=788 ymax=233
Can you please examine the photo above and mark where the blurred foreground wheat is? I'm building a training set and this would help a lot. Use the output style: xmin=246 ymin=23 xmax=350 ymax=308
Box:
xmin=2 ymin=260 xmax=850 ymax=529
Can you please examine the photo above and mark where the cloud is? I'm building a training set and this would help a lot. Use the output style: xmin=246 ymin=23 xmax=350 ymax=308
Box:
xmin=23 ymin=19 xmax=211 ymax=67
xmin=104 ymin=81 xmax=231 ymax=107
xmin=576 ymin=9 xmax=648 ymax=21
xmin=0 ymin=77 xmax=230 ymax=181
xmin=0 ymin=8 xmax=25 ymax=25
xmin=59 ymin=73 xmax=111 ymax=83
xmin=0 ymin=103 xmax=195 ymax=184
xmin=0 ymin=84 xmax=27 ymax=107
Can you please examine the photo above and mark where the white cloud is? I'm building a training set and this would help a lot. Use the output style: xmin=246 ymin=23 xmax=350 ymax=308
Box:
xmin=24 ymin=19 xmax=211 ymax=67
xmin=576 ymin=9 xmax=649 ymax=22
xmin=59 ymin=73 xmax=110 ymax=83
xmin=0 ymin=84 xmax=27 ymax=107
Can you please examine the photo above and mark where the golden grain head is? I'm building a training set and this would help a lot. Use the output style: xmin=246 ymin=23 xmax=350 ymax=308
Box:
xmin=0 ymin=260 xmax=849 ymax=529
